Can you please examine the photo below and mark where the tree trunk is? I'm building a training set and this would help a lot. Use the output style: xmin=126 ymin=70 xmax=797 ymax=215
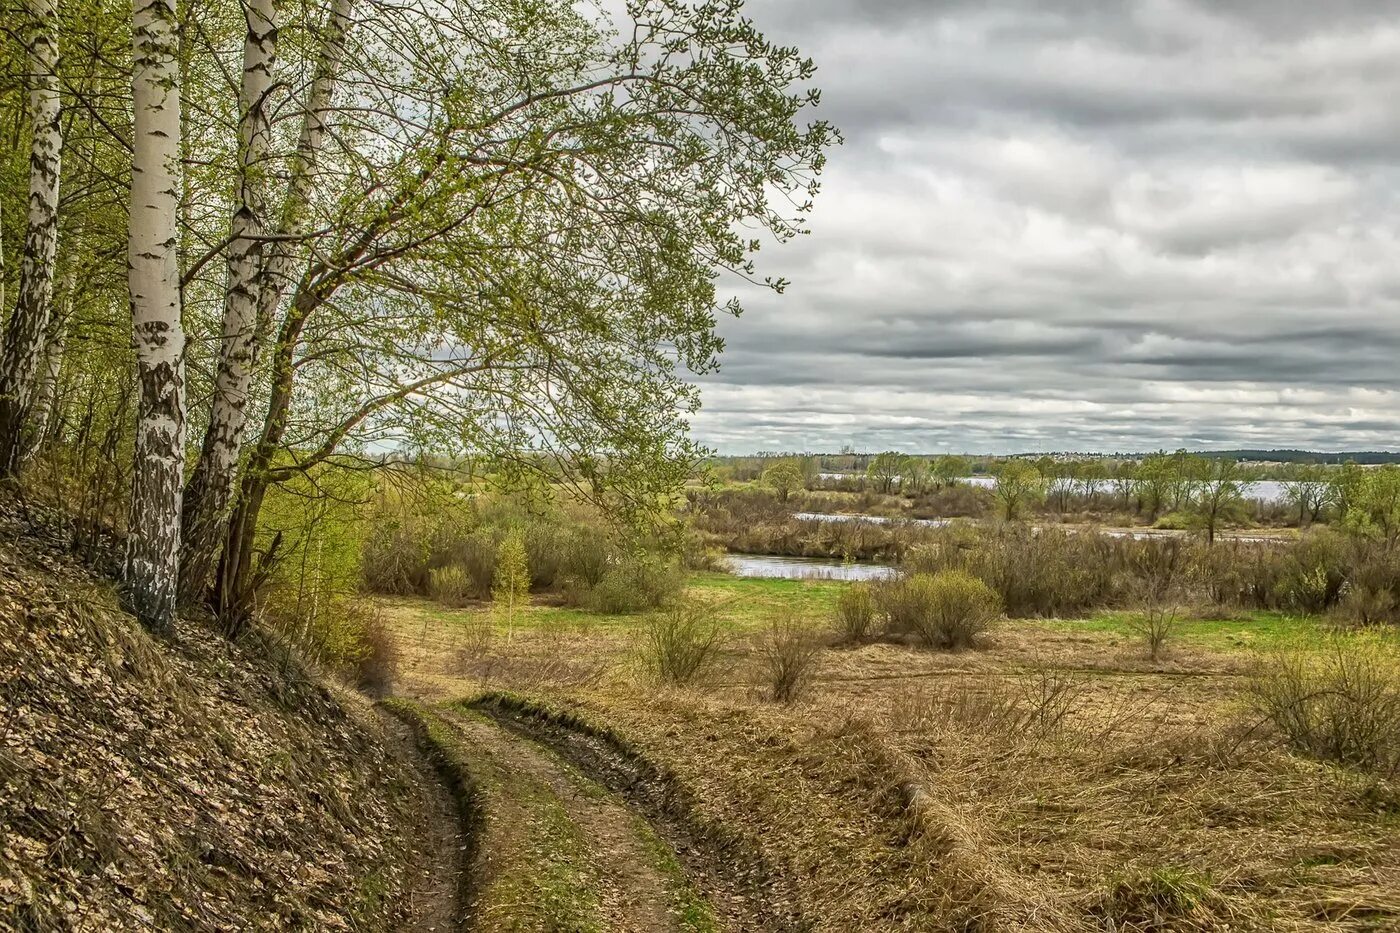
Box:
xmin=0 ymin=0 xmax=62 ymax=477
xmin=255 ymin=0 xmax=354 ymax=330
xmin=179 ymin=0 xmax=279 ymax=605
xmin=216 ymin=291 xmax=315 ymax=633
xmin=24 ymin=311 xmax=66 ymax=457
xmin=181 ymin=0 xmax=353 ymax=606
xmin=125 ymin=0 xmax=185 ymax=633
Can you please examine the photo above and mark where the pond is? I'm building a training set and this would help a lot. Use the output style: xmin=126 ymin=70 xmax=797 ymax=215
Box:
xmin=724 ymin=553 xmax=898 ymax=581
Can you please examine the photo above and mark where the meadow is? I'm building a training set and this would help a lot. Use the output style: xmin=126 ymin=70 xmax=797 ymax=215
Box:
xmin=375 ymin=562 xmax=1400 ymax=931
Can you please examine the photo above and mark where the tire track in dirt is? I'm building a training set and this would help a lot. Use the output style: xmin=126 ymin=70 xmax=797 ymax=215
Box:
xmin=435 ymin=705 xmax=704 ymax=932
xmin=376 ymin=708 xmax=469 ymax=932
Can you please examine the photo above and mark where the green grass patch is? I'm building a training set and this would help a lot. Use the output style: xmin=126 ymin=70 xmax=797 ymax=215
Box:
xmin=397 ymin=572 xmax=847 ymax=637
xmin=1042 ymin=609 xmax=1324 ymax=649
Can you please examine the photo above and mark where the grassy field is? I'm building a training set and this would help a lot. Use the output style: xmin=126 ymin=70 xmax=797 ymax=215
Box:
xmin=380 ymin=572 xmax=1400 ymax=931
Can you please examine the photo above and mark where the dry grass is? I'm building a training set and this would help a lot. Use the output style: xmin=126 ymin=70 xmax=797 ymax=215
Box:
xmin=757 ymin=612 xmax=822 ymax=704
xmin=375 ymin=579 xmax=1400 ymax=932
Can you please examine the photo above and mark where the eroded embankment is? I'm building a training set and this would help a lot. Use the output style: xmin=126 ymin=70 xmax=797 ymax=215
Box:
xmin=0 ymin=504 xmax=441 ymax=931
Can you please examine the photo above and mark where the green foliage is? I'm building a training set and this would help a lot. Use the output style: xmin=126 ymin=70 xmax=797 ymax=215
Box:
xmin=428 ymin=566 xmax=475 ymax=608
xmin=1344 ymin=465 xmax=1400 ymax=546
xmin=1191 ymin=457 xmax=1248 ymax=544
xmin=762 ymin=461 xmax=805 ymax=503
xmin=876 ymin=570 xmax=1000 ymax=650
xmin=931 ymin=455 xmax=970 ymax=488
xmin=899 ymin=457 xmax=931 ymax=496
xmin=584 ymin=554 xmax=682 ymax=614
xmin=992 ymin=459 xmax=1044 ymax=519
xmin=1097 ymin=867 xmax=1224 ymax=929
xmin=493 ymin=531 xmax=531 ymax=636
xmin=255 ymin=468 xmax=377 ymax=670
xmin=866 ymin=451 xmax=904 ymax=494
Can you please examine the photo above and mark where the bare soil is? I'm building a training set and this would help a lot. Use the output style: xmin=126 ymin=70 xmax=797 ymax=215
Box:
xmin=376 ymin=710 xmax=467 ymax=931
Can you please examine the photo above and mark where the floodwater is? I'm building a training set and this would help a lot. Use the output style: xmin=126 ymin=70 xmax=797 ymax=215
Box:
xmin=790 ymin=510 xmax=1279 ymax=543
xmin=819 ymin=474 xmax=1290 ymax=502
xmin=793 ymin=511 xmax=951 ymax=528
xmin=724 ymin=553 xmax=898 ymax=581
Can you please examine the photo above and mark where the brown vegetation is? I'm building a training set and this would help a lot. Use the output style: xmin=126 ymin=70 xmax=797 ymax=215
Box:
xmin=0 ymin=506 xmax=434 ymax=930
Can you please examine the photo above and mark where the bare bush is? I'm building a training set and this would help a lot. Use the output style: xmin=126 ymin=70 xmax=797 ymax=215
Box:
xmin=354 ymin=610 xmax=399 ymax=698
xmin=1130 ymin=606 xmax=1179 ymax=661
xmin=638 ymin=602 xmax=726 ymax=686
xmin=1247 ymin=639 xmax=1400 ymax=776
xmin=361 ymin=520 xmax=431 ymax=594
xmin=834 ymin=582 xmax=876 ymax=643
xmin=878 ymin=570 xmax=999 ymax=650
xmin=759 ymin=612 xmax=822 ymax=704
xmin=1016 ymin=662 xmax=1089 ymax=734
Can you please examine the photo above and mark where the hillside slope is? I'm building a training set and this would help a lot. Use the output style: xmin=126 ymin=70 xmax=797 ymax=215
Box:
xmin=0 ymin=503 xmax=445 ymax=931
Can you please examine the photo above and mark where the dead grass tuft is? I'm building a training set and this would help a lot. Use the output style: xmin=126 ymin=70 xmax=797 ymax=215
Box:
xmin=758 ymin=611 xmax=822 ymax=704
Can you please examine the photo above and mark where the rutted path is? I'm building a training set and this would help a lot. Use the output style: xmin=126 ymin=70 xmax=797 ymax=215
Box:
xmin=389 ymin=699 xmax=718 ymax=932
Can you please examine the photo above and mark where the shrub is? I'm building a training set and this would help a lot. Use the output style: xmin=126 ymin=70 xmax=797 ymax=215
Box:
xmin=361 ymin=521 xmax=431 ymax=594
xmin=440 ymin=527 xmax=497 ymax=598
xmin=1152 ymin=511 xmax=1194 ymax=531
xmin=1016 ymin=662 xmax=1089 ymax=735
xmin=1130 ymin=606 xmax=1178 ymax=661
xmin=1333 ymin=547 xmax=1400 ymax=627
xmin=427 ymin=565 xmax=474 ymax=607
xmin=878 ymin=570 xmax=999 ymax=650
xmin=524 ymin=522 xmax=567 ymax=589
xmin=639 ymin=602 xmax=726 ymax=685
xmin=1247 ymin=639 xmax=1400 ymax=776
xmin=759 ymin=613 xmax=821 ymax=704
xmin=562 ymin=529 xmax=616 ymax=588
xmin=1270 ymin=528 xmax=1349 ymax=614
xmin=834 ymin=583 xmax=877 ymax=643
xmin=904 ymin=525 xmax=1120 ymax=618
xmin=585 ymin=554 xmax=682 ymax=614
xmin=353 ymin=610 xmax=399 ymax=698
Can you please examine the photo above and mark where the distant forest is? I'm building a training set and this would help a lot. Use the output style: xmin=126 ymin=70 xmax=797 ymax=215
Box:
xmin=1161 ymin=450 xmax=1400 ymax=464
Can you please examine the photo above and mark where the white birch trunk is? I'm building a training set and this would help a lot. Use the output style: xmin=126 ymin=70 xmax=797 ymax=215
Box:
xmin=183 ymin=0 xmax=354 ymax=604
xmin=0 ymin=0 xmax=62 ymax=476
xmin=179 ymin=0 xmax=279 ymax=603
xmin=126 ymin=0 xmax=186 ymax=633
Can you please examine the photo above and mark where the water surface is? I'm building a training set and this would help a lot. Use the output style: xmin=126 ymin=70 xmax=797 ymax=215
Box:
xmin=725 ymin=553 xmax=897 ymax=581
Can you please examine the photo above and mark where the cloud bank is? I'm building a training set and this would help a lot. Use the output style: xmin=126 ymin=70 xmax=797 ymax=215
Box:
xmin=692 ymin=0 xmax=1400 ymax=453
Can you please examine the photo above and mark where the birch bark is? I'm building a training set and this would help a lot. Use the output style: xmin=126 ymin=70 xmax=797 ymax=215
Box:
xmin=126 ymin=0 xmax=186 ymax=632
xmin=178 ymin=0 xmax=279 ymax=603
xmin=0 ymin=0 xmax=62 ymax=476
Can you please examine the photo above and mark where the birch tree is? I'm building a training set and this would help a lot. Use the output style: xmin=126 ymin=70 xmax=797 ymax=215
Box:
xmin=179 ymin=0 xmax=354 ymax=604
xmin=205 ymin=0 xmax=834 ymax=626
xmin=0 ymin=0 xmax=62 ymax=476
xmin=125 ymin=0 xmax=185 ymax=631
xmin=177 ymin=0 xmax=281 ymax=604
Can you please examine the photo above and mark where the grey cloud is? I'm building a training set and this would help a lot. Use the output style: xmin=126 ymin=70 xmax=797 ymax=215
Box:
xmin=691 ymin=0 xmax=1400 ymax=453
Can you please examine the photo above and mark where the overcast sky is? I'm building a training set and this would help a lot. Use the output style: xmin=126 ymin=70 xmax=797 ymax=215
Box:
xmin=689 ymin=0 xmax=1400 ymax=455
